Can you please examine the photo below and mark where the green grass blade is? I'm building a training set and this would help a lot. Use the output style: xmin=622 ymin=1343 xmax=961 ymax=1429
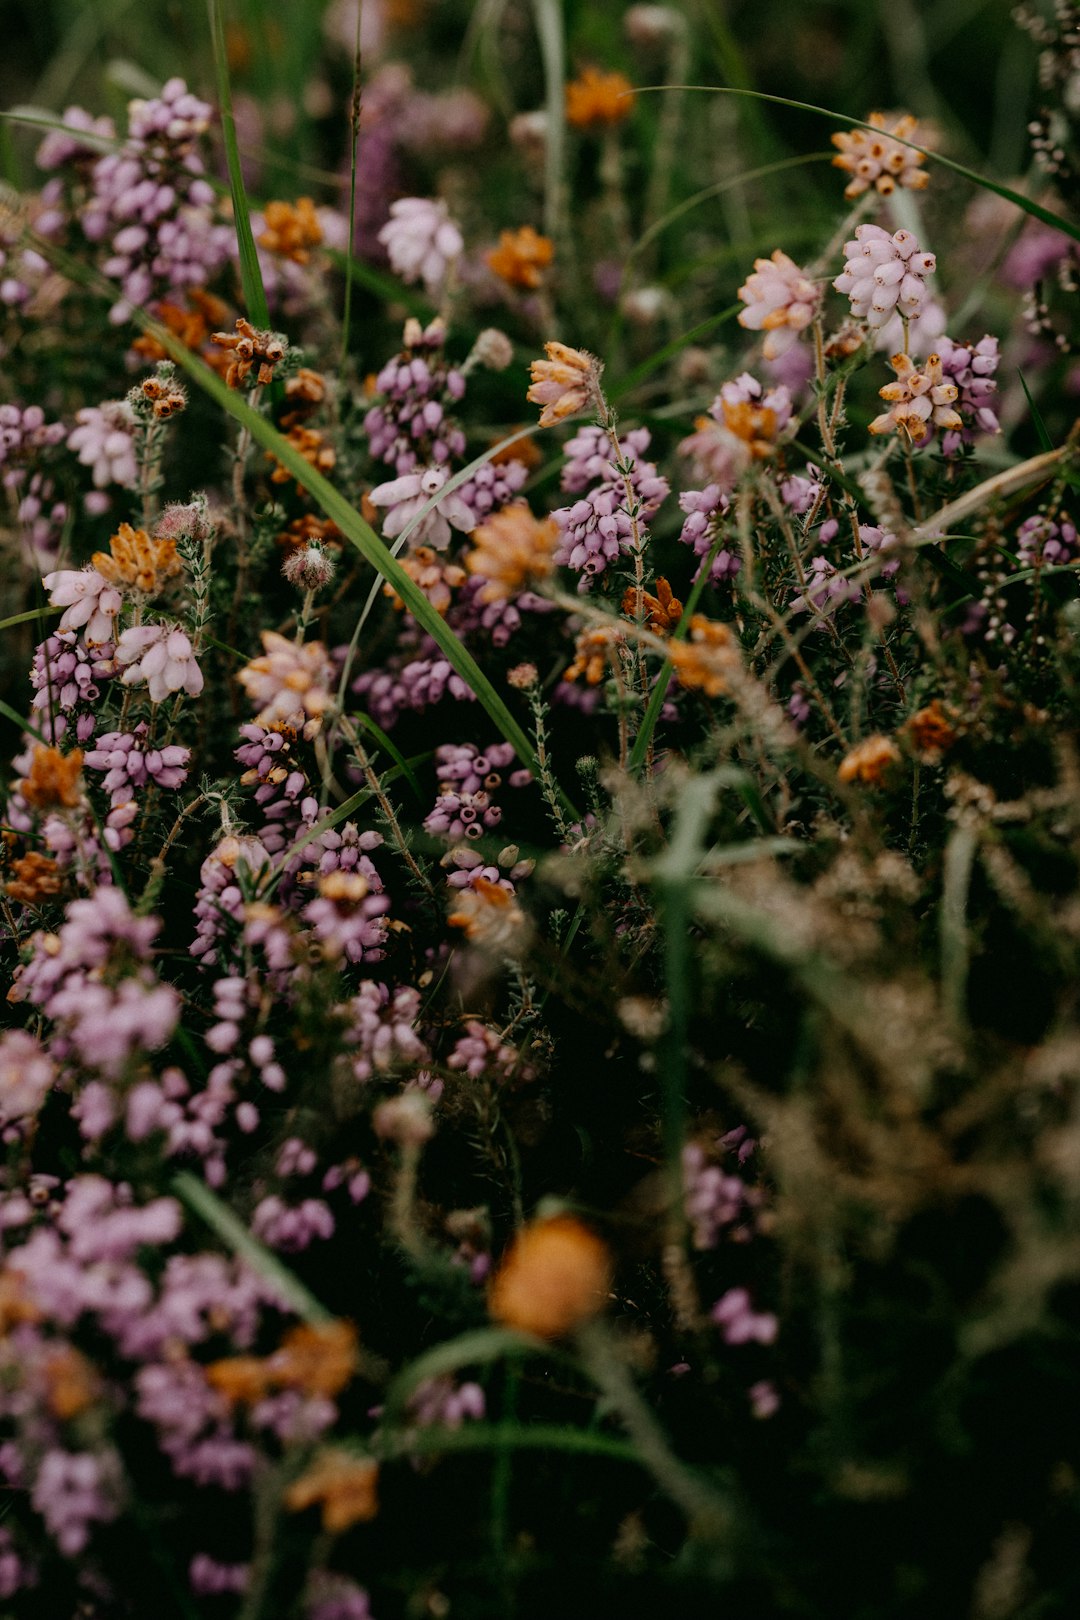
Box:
xmin=639 ymin=85 xmax=1080 ymax=246
xmin=207 ymin=0 xmax=270 ymax=327
xmin=1018 ymin=370 xmax=1055 ymax=453
xmin=531 ymin=0 xmax=566 ymax=243
xmin=173 ymin=1171 xmax=331 ymax=1322
xmin=0 ymin=605 xmax=60 ymax=635
xmin=339 ymin=0 xmax=364 ymax=375
xmin=349 ymin=712 xmax=424 ymax=802
xmin=377 ymin=1421 xmax=640 ymax=1466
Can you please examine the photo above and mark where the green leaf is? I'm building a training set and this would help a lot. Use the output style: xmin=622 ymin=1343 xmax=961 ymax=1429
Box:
xmin=377 ymin=1420 xmax=640 ymax=1466
xmin=0 ymin=605 xmax=60 ymax=635
xmin=207 ymin=0 xmax=270 ymax=327
xmin=348 ymin=711 xmax=424 ymax=802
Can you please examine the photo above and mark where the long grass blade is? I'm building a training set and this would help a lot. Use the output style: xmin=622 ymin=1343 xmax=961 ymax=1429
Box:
xmin=207 ymin=0 xmax=270 ymax=326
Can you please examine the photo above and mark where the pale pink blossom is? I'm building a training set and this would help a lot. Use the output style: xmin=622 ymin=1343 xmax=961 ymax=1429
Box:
xmin=0 ymin=1030 xmax=55 ymax=1124
xmin=737 ymin=250 xmax=821 ymax=359
xmin=833 ymin=225 xmax=936 ymax=329
xmin=237 ymin=631 xmax=333 ymax=730
xmin=378 ymin=197 xmax=463 ymax=295
xmin=67 ymin=401 xmax=138 ymax=488
xmin=116 ymin=623 xmax=204 ymax=703
xmin=369 ymin=464 xmax=475 ymax=551
xmin=43 ymin=567 xmax=123 ymax=646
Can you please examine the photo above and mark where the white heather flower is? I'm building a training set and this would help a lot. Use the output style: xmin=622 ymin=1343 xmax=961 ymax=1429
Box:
xmin=116 ymin=623 xmax=204 ymax=703
xmin=868 ymin=352 xmax=962 ymax=446
xmin=237 ymin=631 xmax=333 ymax=731
xmin=737 ymin=250 xmax=821 ymax=359
xmin=43 ymin=566 xmax=123 ymax=646
xmin=0 ymin=1029 xmax=55 ymax=1124
xmin=369 ymin=465 xmax=475 ymax=552
xmin=67 ymin=401 xmax=138 ymax=488
xmin=378 ymin=197 xmax=463 ymax=295
xmin=833 ymin=225 xmax=936 ymax=330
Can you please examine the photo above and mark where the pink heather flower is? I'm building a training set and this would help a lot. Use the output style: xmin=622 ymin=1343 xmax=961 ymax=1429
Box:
xmin=936 ymin=334 xmax=1001 ymax=454
xmin=67 ymin=401 xmax=138 ymax=488
xmin=711 ymin=1286 xmax=778 ymax=1346
xmin=237 ymin=631 xmax=333 ymax=730
xmin=737 ymin=249 xmax=821 ymax=359
xmin=378 ymin=197 xmax=464 ymax=295
xmin=868 ymin=351 xmax=962 ymax=446
xmin=833 ymin=225 xmax=936 ymax=329
xmin=873 ymin=295 xmax=947 ymax=359
xmin=369 ymin=464 xmax=475 ymax=551
xmin=0 ymin=1030 xmax=54 ymax=1124
xmin=116 ymin=624 xmax=204 ymax=703
xmin=678 ymin=373 xmax=794 ymax=490
xmin=42 ymin=567 xmax=123 ymax=646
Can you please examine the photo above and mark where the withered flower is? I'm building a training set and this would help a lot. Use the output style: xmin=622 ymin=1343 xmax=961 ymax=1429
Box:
xmin=904 ymin=699 xmax=957 ymax=760
xmin=622 ymin=576 xmax=682 ymax=634
xmin=486 ymin=226 xmax=554 ymax=289
xmin=285 ymin=1450 xmax=379 ymax=1534
xmin=5 ymin=851 xmax=63 ymax=907
xmin=268 ymin=424 xmax=336 ymax=490
xmin=464 ymin=504 xmax=559 ymax=602
xmin=669 ymin=616 xmax=739 ymax=697
xmin=563 ymin=624 xmax=624 ymax=685
xmin=42 ymin=1348 xmax=101 ymax=1420
xmin=488 ymin=1215 xmax=612 ymax=1339
xmin=566 ymin=67 xmax=636 ymax=129
xmin=92 ymin=522 xmax=182 ymax=596
xmin=18 ymin=746 xmax=84 ymax=811
xmin=527 ymin=342 xmax=601 ymax=428
xmin=838 ymin=735 xmax=902 ymax=786
xmin=259 ymin=197 xmax=324 ymax=263
xmin=211 ymin=317 xmax=287 ymax=389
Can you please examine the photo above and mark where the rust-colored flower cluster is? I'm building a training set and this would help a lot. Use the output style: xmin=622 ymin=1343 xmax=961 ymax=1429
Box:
xmin=92 ymin=522 xmax=182 ymax=596
xmin=838 ymin=735 xmax=901 ymax=786
xmin=622 ymin=576 xmax=682 ymax=634
xmin=206 ymin=1319 xmax=359 ymax=1407
xmin=465 ymin=503 xmax=559 ymax=602
xmin=18 ymin=746 xmax=84 ymax=812
xmin=527 ymin=341 xmax=601 ymax=428
xmin=486 ymin=225 xmax=554 ymax=289
xmin=669 ymin=616 xmax=740 ymax=697
xmin=133 ymin=287 xmax=230 ymax=369
xmin=488 ymin=1215 xmax=612 ymax=1339
xmin=384 ymin=546 xmax=466 ymax=617
xmin=258 ymin=197 xmax=324 ymax=263
xmin=563 ymin=623 xmax=624 ymax=685
xmin=140 ymin=373 xmax=187 ymax=420
xmin=5 ymin=851 xmax=63 ymax=907
xmin=831 ymin=112 xmax=929 ymax=199
xmin=268 ymin=424 xmax=336 ymax=490
xmin=211 ymin=316 xmax=287 ymax=389
xmin=904 ymin=699 xmax=957 ymax=760
xmin=566 ymin=67 xmax=636 ymax=129
xmin=285 ymin=1450 xmax=379 ymax=1534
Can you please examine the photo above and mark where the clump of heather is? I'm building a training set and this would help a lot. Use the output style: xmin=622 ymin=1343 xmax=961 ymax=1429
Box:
xmin=0 ymin=14 xmax=1078 ymax=1620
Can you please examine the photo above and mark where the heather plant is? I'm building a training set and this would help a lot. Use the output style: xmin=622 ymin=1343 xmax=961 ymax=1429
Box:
xmin=0 ymin=3 xmax=1078 ymax=1618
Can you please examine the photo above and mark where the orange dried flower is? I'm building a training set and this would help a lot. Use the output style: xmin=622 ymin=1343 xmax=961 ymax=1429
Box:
xmin=270 ymin=1321 xmax=359 ymax=1398
xmin=563 ymin=624 xmax=623 ymax=685
xmin=527 ymin=341 xmax=600 ymax=428
xmin=622 ymin=577 xmax=682 ymax=634
xmin=5 ymin=851 xmax=63 ymax=907
xmin=92 ymin=522 xmax=182 ymax=595
xmin=0 ymin=1270 xmax=41 ymax=1333
xmin=42 ymin=1347 xmax=100 ymax=1420
xmin=464 ymin=504 xmax=559 ymax=602
xmin=133 ymin=288 xmax=230 ymax=367
xmin=18 ymin=746 xmax=84 ymax=811
xmin=259 ymin=198 xmax=324 ymax=263
xmin=904 ymin=699 xmax=957 ymax=759
xmin=719 ymin=398 xmax=781 ymax=459
xmin=492 ymin=431 xmax=542 ymax=471
xmin=211 ymin=317 xmax=287 ymax=389
xmin=277 ymin=513 xmax=342 ymax=555
xmin=448 ymin=876 xmax=528 ymax=953
xmin=838 ymin=735 xmax=902 ymax=786
xmin=268 ymin=425 xmax=336 ymax=489
xmin=831 ymin=112 xmax=929 ymax=200
xmin=384 ymin=546 xmax=466 ymax=616
xmin=140 ymin=374 xmax=187 ymax=419
xmin=205 ymin=1355 xmax=274 ymax=1406
xmin=486 ymin=225 xmax=554 ymax=289
xmin=566 ymin=67 xmax=636 ymax=129
xmin=488 ymin=1215 xmax=612 ymax=1339
xmin=285 ymin=1450 xmax=379 ymax=1534
xmin=669 ymin=616 xmax=739 ymax=697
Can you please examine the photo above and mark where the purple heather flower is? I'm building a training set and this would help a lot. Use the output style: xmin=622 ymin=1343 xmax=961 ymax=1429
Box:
xmin=553 ymin=424 xmax=668 ymax=588
xmin=1017 ymin=515 xmax=1078 ymax=566
xmin=115 ymin=623 xmax=204 ymax=703
xmin=677 ymin=485 xmax=740 ymax=584
xmin=711 ymin=1287 xmax=778 ymax=1346
xmin=936 ymin=334 xmax=1001 ymax=454
xmin=0 ymin=1031 xmax=55 ymax=1125
xmin=42 ymin=567 xmax=123 ymax=647
xmin=369 ymin=464 xmax=476 ymax=550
